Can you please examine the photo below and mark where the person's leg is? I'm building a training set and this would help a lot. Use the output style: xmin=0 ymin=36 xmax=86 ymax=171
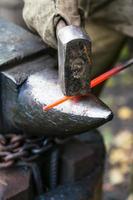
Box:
xmin=85 ymin=20 xmax=126 ymax=95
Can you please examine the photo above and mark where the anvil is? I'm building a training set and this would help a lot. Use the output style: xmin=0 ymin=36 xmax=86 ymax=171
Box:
xmin=0 ymin=19 xmax=113 ymax=137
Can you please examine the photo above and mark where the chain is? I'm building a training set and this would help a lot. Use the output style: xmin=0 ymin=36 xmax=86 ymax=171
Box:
xmin=0 ymin=133 xmax=54 ymax=169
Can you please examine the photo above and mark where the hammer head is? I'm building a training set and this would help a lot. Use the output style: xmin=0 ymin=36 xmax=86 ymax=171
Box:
xmin=57 ymin=25 xmax=92 ymax=96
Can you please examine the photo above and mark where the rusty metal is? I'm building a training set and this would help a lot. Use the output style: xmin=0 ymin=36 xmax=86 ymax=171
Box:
xmin=0 ymin=166 xmax=33 ymax=200
xmin=0 ymin=131 xmax=105 ymax=200
xmin=0 ymin=133 xmax=53 ymax=169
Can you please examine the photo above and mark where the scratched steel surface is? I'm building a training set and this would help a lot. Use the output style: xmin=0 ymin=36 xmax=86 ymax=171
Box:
xmin=0 ymin=18 xmax=46 ymax=68
xmin=0 ymin=19 xmax=113 ymax=136
xmin=1 ymin=56 xmax=113 ymax=136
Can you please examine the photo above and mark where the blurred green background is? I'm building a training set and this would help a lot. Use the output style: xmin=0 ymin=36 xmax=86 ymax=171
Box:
xmin=99 ymin=45 xmax=133 ymax=200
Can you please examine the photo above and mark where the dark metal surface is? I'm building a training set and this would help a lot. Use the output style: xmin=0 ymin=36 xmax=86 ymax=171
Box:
xmin=38 ymin=167 xmax=102 ymax=200
xmin=57 ymin=25 xmax=92 ymax=96
xmin=49 ymin=148 xmax=60 ymax=189
xmin=35 ymin=130 xmax=105 ymax=200
xmin=59 ymin=137 xmax=105 ymax=184
xmin=0 ymin=19 xmax=47 ymax=69
xmin=0 ymin=166 xmax=33 ymax=200
xmin=0 ymin=130 xmax=105 ymax=200
xmin=29 ymin=162 xmax=45 ymax=197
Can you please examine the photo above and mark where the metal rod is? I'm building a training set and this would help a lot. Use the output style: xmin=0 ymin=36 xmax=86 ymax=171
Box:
xmin=43 ymin=58 xmax=133 ymax=111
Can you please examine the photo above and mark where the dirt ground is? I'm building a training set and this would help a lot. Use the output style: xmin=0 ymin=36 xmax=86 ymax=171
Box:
xmin=99 ymin=59 xmax=133 ymax=200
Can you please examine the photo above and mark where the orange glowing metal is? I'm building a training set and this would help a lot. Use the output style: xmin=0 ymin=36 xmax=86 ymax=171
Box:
xmin=43 ymin=59 xmax=133 ymax=111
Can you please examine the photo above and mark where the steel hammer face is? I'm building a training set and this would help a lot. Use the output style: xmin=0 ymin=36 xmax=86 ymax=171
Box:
xmin=57 ymin=25 xmax=92 ymax=96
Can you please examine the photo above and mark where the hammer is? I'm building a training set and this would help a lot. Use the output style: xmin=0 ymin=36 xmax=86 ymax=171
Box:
xmin=56 ymin=20 xmax=92 ymax=96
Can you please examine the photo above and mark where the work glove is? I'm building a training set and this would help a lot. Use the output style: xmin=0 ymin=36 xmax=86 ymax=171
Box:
xmin=23 ymin=0 xmax=83 ymax=48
